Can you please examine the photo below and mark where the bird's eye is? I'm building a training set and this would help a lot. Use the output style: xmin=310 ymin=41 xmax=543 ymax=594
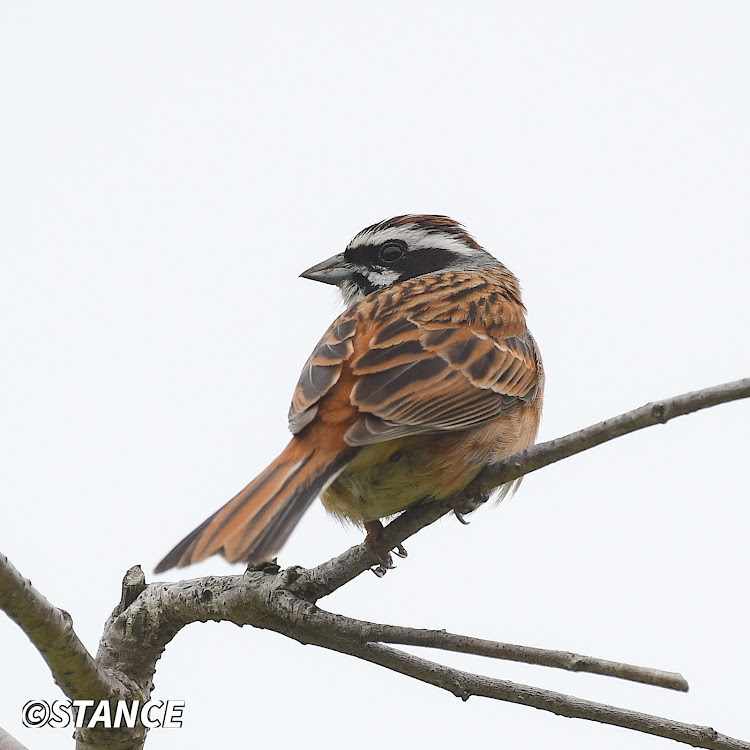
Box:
xmin=379 ymin=242 xmax=406 ymax=263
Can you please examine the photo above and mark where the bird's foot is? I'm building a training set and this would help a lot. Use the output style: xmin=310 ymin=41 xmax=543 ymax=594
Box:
xmin=246 ymin=558 xmax=281 ymax=574
xmin=364 ymin=520 xmax=407 ymax=577
xmin=371 ymin=559 xmax=392 ymax=578
xmin=452 ymin=488 xmax=489 ymax=525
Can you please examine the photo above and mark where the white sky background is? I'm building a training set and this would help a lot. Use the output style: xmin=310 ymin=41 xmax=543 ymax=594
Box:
xmin=1 ymin=2 xmax=749 ymax=748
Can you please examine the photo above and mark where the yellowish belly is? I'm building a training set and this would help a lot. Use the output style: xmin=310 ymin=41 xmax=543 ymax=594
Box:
xmin=320 ymin=434 xmax=473 ymax=523
xmin=320 ymin=405 xmax=541 ymax=525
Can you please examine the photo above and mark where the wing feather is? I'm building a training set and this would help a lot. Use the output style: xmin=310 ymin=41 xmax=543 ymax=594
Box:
xmin=288 ymin=270 xmax=542 ymax=446
xmin=288 ymin=319 xmax=356 ymax=433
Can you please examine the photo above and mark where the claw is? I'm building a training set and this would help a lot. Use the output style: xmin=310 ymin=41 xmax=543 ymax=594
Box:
xmin=364 ymin=520 xmax=408 ymax=576
xmin=454 ymin=510 xmax=471 ymax=525
xmin=370 ymin=549 xmax=396 ymax=576
xmin=453 ymin=489 xmax=489 ymax=521
xmin=369 ymin=543 xmax=406 ymax=575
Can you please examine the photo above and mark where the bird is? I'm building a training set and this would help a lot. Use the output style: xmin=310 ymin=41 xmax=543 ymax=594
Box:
xmin=155 ymin=215 xmax=544 ymax=575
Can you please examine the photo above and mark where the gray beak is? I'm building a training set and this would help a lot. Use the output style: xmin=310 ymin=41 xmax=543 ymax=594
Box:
xmin=299 ymin=253 xmax=353 ymax=285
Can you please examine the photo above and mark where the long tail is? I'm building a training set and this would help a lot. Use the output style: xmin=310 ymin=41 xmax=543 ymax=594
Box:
xmin=155 ymin=438 xmax=354 ymax=573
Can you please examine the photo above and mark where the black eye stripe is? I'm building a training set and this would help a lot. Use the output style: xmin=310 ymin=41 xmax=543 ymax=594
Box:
xmin=342 ymin=245 xmax=463 ymax=297
xmin=344 ymin=241 xmax=407 ymax=267
xmin=379 ymin=242 xmax=406 ymax=263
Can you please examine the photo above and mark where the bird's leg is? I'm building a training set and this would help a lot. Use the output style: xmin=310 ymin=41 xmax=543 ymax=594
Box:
xmin=364 ymin=520 xmax=407 ymax=577
xmin=364 ymin=520 xmax=392 ymax=577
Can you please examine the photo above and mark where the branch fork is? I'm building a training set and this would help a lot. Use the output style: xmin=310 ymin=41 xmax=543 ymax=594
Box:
xmin=1 ymin=377 xmax=748 ymax=750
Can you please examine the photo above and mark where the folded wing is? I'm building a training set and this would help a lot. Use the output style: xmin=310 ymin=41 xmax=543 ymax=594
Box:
xmin=288 ymin=271 xmax=542 ymax=447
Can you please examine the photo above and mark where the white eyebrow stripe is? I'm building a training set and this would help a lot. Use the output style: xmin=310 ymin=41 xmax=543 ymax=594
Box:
xmin=348 ymin=224 xmax=476 ymax=256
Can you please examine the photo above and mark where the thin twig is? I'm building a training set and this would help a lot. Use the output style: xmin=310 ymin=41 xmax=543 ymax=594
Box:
xmin=297 ymin=610 xmax=688 ymax=691
xmin=326 ymin=639 xmax=748 ymax=750
xmin=266 ymin=595 xmax=748 ymax=750
xmin=480 ymin=377 xmax=750 ymax=491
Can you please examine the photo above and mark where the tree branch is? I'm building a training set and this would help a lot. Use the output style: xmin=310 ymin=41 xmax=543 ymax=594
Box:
xmin=291 ymin=377 xmax=750 ymax=599
xmin=479 ymin=377 xmax=750 ymax=491
xmin=95 ymin=571 xmax=746 ymax=750
xmin=290 ymin=612 xmax=689 ymax=691
xmin=0 ymin=552 xmax=131 ymax=702
xmin=0 ymin=726 xmax=30 ymax=750
xmin=2 ymin=377 xmax=748 ymax=749
xmin=2 ymin=556 xmax=746 ymax=750
xmin=308 ymin=639 xmax=748 ymax=750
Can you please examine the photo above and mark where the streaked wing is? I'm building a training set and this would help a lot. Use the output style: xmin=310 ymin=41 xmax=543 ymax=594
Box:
xmin=346 ymin=324 xmax=539 ymax=445
xmin=288 ymin=271 xmax=542 ymax=447
xmin=288 ymin=318 xmax=356 ymax=433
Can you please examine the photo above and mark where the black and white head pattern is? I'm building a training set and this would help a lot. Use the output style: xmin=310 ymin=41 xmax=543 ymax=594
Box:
xmin=338 ymin=215 xmax=498 ymax=305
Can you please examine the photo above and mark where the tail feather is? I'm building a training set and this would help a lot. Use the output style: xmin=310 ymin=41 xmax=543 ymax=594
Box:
xmin=155 ymin=439 xmax=353 ymax=573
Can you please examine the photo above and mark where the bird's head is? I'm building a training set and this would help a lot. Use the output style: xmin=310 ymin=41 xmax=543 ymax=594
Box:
xmin=301 ymin=215 xmax=500 ymax=306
